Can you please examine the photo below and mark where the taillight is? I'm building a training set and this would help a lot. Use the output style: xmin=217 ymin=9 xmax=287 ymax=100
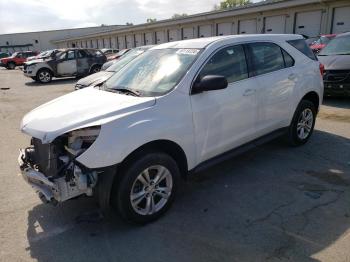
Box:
xmin=319 ymin=63 xmax=325 ymax=76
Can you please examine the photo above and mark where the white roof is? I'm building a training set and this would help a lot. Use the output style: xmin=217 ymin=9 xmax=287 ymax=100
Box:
xmin=152 ymin=34 xmax=303 ymax=49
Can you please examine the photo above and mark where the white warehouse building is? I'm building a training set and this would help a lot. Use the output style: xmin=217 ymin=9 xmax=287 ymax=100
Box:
xmin=0 ymin=25 xmax=125 ymax=53
xmin=54 ymin=0 xmax=350 ymax=50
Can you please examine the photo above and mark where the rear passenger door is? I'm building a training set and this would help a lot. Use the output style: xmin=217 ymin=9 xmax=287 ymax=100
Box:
xmin=246 ymin=42 xmax=296 ymax=136
xmin=191 ymin=44 xmax=258 ymax=163
xmin=57 ymin=50 xmax=77 ymax=75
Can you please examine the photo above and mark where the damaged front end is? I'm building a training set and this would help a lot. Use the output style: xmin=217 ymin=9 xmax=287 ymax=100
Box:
xmin=18 ymin=126 xmax=101 ymax=204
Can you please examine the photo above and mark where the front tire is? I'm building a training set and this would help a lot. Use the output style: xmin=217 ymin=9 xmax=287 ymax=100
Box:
xmin=36 ymin=69 xmax=52 ymax=83
xmin=287 ymin=100 xmax=316 ymax=146
xmin=112 ymin=152 xmax=180 ymax=224
xmin=7 ymin=62 xmax=15 ymax=70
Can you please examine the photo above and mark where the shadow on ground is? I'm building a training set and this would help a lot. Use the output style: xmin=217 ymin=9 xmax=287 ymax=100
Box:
xmin=323 ymin=97 xmax=350 ymax=109
xmin=26 ymin=130 xmax=350 ymax=262
xmin=24 ymin=78 xmax=77 ymax=87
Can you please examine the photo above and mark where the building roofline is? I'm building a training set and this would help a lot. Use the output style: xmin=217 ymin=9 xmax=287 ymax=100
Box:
xmin=53 ymin=0 xmax=330 ymax=43
xmin=0 ymin=24 xmax=126 ymax=36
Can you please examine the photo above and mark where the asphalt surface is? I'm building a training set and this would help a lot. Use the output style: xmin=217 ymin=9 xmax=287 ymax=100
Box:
xmin=0 ymin=68 xmax=350 ymax=262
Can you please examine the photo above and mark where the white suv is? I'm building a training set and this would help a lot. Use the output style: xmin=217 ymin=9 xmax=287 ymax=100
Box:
xmin=18 ymin=35 xmax=323 ymax=224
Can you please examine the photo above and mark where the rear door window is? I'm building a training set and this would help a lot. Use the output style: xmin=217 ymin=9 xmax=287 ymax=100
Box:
xmin=199 ymin=45 xmax=248 ymax=83
xmin=247 ymin=42 xmax=285 ymax=76
xmin=287 ymin=39 xmax=317 ymax=61
xmin=67 ymin=50 xmax=75 ymax=60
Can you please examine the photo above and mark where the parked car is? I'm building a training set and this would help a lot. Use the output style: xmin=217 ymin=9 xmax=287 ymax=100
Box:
xmin=75 ymin=45 xmax=153 ymax=89
xmin=101 ymin=48 xmax=119 ymax=56
xmin=0 ymin=52 xmax=9 ymax=59
xmin=27 ymin=49 xmax=60 ymax=62
xmin=18 ymin=35 xmax=323 ymax=224
xmin=310 ymin=34 xmax=337 ymax=54
xmin=106 ymin=48 xmax=130 ymax=61
xmin=0 ymin=51 xmax=38 ymax=69
xmin=318 ymin=32 xmax=350 ymax=97
xmin=23 ymin=48 xmax=107 ymax=83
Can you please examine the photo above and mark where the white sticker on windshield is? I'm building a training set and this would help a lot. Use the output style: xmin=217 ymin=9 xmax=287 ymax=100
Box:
xmin=176 ymin=49 xmax=200 ymax=55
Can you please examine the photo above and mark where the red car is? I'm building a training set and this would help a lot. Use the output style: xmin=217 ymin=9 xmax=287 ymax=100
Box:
xmin=0 ymin=51 xmax=38 ymax=69
xmin=310 ymin=34 xmax=337 ymax=53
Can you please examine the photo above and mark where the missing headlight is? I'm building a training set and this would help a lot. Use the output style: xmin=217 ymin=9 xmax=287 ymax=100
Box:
xmin=65 ymin=126 xmax=100 ymax=156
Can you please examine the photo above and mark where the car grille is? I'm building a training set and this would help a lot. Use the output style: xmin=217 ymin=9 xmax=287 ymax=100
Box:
xmin=32 ymin=138 xmax=61 ymax=177
xmin=323 ymin=70 xmax=350 ymax=83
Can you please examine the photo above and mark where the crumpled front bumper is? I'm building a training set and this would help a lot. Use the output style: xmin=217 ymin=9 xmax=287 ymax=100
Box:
xmin=18 ymin=149 xmax=58 ymax=204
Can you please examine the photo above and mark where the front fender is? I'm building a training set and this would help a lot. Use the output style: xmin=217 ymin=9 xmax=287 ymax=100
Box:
xmin=76 ymin=94 xmax=196 ymax=170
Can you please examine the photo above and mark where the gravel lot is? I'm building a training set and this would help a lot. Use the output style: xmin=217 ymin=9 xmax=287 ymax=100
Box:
xmin=0 ymin=68 xmax=350 ymax=262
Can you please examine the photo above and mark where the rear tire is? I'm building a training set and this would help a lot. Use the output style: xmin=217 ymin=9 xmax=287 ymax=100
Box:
xmin=36 ymin=69 xmax=52 ymax=83
xmin=90 ymin=65 xmax=101 ymax=74
xmin=111 ymin=152 xmax=180 ymax=224
xmin=6 ymin=62 xmax=15 ymax=70
xmin=287 ymin=100 xmax=316 ymax=146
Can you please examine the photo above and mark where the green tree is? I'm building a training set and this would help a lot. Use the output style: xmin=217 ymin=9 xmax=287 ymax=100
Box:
xmin=214 ymin=0 xmax=252 ymax=10
xmin=146 ymin=18 xmax=157 ymax=23
xmin=171 ymin=13 xmax=188 ymax=19
xmin=126 ymin=22 xmax=133 ymax=25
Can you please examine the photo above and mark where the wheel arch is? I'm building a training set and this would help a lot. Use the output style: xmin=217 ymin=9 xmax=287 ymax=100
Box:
xmin=301 ymin=91 xmax=319 ymax=112
xmin=89 ymin=63 xmax=102 ymax=73
xmin=119 ymin=139 xmax=189 ymax=179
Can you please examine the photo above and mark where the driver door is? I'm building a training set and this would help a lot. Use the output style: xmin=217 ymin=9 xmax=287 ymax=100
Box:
xmin=190 ymin=44 xmax=258 ymax=163
xmin=57 ymin=50 xmax=77 ymax=75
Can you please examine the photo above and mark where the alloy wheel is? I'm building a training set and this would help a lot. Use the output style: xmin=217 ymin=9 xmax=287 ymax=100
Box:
xmin=297 ymin=108 xmax=313 ymax=140
xmin=130 ymin=165 xmax=173 ymax=216
xmin=39 ymin=71 xmax=51 ymax=83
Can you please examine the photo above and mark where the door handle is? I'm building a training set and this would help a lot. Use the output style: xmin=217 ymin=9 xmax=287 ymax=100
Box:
xmin=288 ymin=73 xmax=296 ymax=80
xmin=243 ymin=89 xmax=256 ymax=96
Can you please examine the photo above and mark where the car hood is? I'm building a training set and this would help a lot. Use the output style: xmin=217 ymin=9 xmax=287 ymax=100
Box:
xmin=318 ymin=55 xmax=350 ymax=70
xmin=25 ymin=58 xmax=49 ymax=65
xmin=76 ymin=71 xmax=114 ymax=87
xmin=21 ymin=87 xmax=156 ymax=143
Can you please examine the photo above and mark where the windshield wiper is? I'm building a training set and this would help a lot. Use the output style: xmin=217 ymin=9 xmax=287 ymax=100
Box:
xmin=114 ymin=88 xmax=141 ymax=96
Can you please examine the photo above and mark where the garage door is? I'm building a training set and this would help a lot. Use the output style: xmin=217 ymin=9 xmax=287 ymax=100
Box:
xmin=111 ymin=37 xmax=117 ymax=48
xmin=217 ymin=22 xmax=232 ymax=36
xmin=199 ymin=25 xmax=212 ymax=38
xmin=156 ymin=31 xmax=166 ymax=44
xmin=265 ymin=15 xmax=286 ymax=34
xmin=98 ymin=39 xmax=103 ymax=48
xmin=103 ymin=38 xmax=109 ymax=48
xmin=145 ymin=32 xmax=153 ymax=45
xmin=183 ymin=27 xmax=194 ymax=39
xmin=168 ymin=29 xmax=179 ymax=41
xmin=118 ymin=36 xmax=126 ymax=49
xmin=332 ymin=6 xmax=350 ymax=33
xmin=126 ymin=35 xmax=134 ymax=48
xmin=239 ymin=19 xmax=257 ymax=34
xmin=135 ymin=34 xmax=143 ymax=46
xmin=295 ymin=10 xmax=322 ymax=37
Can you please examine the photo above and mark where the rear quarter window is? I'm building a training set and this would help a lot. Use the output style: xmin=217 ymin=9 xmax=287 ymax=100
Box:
xmin=287 ymin=39 xmax=317 ymax=61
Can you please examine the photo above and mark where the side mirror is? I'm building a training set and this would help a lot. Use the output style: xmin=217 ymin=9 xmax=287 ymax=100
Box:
xmin=192 ymin=75 xmax=228 ymax=94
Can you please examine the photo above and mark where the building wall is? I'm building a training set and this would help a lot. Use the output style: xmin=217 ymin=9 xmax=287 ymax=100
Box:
xmin=56 ymin=0 xmax=350 ymax=49
xmin=0 ymin=25 xmax=124 ymax=53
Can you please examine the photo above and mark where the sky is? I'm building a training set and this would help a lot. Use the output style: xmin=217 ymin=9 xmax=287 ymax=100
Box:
xmin=0 ymin=0 xmax=261 ymax=34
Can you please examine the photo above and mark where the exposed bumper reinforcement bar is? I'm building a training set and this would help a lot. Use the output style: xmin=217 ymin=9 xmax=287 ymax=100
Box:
xmin=18 ymin=149 xmax=57 ymax=203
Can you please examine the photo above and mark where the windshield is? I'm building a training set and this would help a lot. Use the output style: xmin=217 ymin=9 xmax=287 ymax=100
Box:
xmin=10 ymin=52 xmax=18 ymax=58
xmin=319 ymin=35 xmax=350 ymax=56
xmin=106 ymin=48 xmax=147 ymax=72
xmin=104 ymin=48 xmax=201 ymax=96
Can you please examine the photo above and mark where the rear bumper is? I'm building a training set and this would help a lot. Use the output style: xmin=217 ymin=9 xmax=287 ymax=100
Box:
xmin=324 ymin=82 xmax=350 ymax=97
